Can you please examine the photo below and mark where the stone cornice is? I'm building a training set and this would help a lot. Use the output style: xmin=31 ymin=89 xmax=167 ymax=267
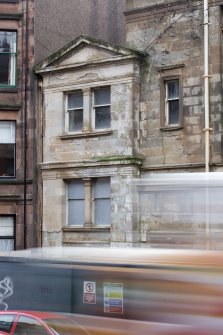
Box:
xmin=40 ymin=156 xmax=143 ymax=170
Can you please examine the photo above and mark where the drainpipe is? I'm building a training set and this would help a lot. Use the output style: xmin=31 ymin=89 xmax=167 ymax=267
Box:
xmin=203 ymin=0 xmax=211 ymax=249
xmin=203 ymin=0 xmax=211 ymax=173
xmin=23 ymin=0 xmax=29 ymax=249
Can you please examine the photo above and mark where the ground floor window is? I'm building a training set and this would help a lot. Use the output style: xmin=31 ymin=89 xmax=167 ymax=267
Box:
xmin=67 ymin=177 xmax=111 ymax=227
xmin=0 ymin=121 xmax=16 ymax=177
xmin=0 ymin=216 xmax=15 ymax=251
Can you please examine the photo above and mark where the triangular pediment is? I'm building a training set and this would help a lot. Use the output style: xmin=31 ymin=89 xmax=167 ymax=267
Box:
xmin=35 ymin=35 xmax=146 ymax=73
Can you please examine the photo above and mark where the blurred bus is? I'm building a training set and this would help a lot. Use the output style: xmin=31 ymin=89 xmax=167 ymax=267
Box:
xmin=0 ymin=247 xmax=223 ymax=334
xmin=131 ymin=172 xmax=223 ymax=249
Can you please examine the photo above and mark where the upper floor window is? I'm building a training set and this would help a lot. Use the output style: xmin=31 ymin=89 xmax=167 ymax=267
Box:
xmin=165 ymin=79 xmax=179 ymax=126
xmin=93 ymin=87 xmax=111 ymax=129
xmin=0 ymin=121 xmax=16 ymax=177
xmin=65 ymin=86 xmax=111 ymax=133
xmin=67 ymin=91 xmax=83 ymax=132
xmin=0 ymin=31 xmax=17 ymax=87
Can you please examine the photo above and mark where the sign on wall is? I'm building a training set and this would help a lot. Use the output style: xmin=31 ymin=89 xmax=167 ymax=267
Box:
xmin=83 ymin=281 xmax=96 ymax=304
xmin=103 ymin=282 xmax=123 ymax=314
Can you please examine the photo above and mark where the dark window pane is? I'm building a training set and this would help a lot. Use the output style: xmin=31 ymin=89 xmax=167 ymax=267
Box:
xmin=14 ymin=316 xmax=49 ymax=335
xmin=169 ymin=100 xmax=179 ymax=124
xmin=68 ymin=92 xmax=83 ymax=109
xmin=0 ymin=53 xmax=10 ymax=85
xmin=167 ymin=81 xmax=179 ymax=99
xmin=0 ymin=314 xmax=15 ymax=333
xmin=95 ymin=106 xmax=111 ymax=129
xmin=94 ymin=87 xmax=110 ymax=105
xmin=69 ymin=109 xmax=83 ymax=131
xmin=0 ymin=144 xmax=15 ymax=177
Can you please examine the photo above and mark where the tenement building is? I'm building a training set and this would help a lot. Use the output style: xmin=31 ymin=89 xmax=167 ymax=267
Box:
xmin=0 ymin=0 xmax=35 ymax=250
xmin=35 ymin=0 xmax=223 ymax=247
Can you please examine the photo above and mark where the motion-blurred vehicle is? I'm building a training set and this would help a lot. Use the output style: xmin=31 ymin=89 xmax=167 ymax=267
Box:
xmin=0 ymin=247 xmax=223 ymax=335
xmin=0 ymin=310 xmax=89 ymax=335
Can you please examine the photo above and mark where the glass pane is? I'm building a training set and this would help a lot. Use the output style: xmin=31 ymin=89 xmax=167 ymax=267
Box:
xmin=68 ymin=109 xmax=83 ymax=132
xmin=14 ymin=316 xmax=49 ymax=335
xmin=167 ymin=81 xmax=179 ymax=99
xmin=95 ymin=199 xmax=111 ymax=225
xmin=0 ymin=53 xmax=10 ymax=85
xmin=169 ymin=100 xmax=179 ymax=124
xmin=95 ymin=106 xmax=111 ymax=129
xmin=0 ymin=31 xmax=16 ymax=53
xmin=0 ymin=121 xmax=15 ymax=143
xmin=0 ymin=144 xmax=15 ymax=177
xmin=94 ymin=177 xmax=110 ymax=198
xmin=0 ymin=314 xmax=15 ymax=333
xmin=0 ymin=239 xmax=14 ymax=251
xmin=0 ymin=217 xmax=14 ymax=236
xmin=68 ymin=92 xmax=83 ymax=109
xmin=0 ymin=32 xmax=16 ymax=86
xmin=68 ymin=200 xmax=84 ymax=226
xmin=94 ymin=87 xmax=110 ymax=105
xmin=68 ymin=180 xmax=84 ymax=199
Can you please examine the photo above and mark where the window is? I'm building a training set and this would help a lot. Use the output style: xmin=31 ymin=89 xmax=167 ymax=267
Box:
xmin=93 ymin=87 xmax=111 ymax=129
xmin=165 ymin=79 xmax=179 ymax=125
xmin=14 ymin=316 xmax=49 ymax=335
xmin=94 ymin=178 xmax=111 ymax=225
xmin=68 ymin=179 xmax=85 ymax=226
xmin=67 ymin=177 xmax=111 ymax=227
xmin=0 ymin=31 xmax=16 ymax=86
xmin=0 ymin=314 xmax=15 ymax=333
xmin=66 ymin=91 xmax=83 ymax=132
xmin=0 ymin=216 xmax=15 ymax=251
xmin=0 ymin=121 xmax=15 ymax=177
xmin=65 ymin=86 xmax=111 ymax=133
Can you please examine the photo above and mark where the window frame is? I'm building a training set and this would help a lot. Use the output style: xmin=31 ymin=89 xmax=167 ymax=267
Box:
xmin=64 ymin=86 xmax=111 ymax=135
xmin=65 ymin=90 xmax=84 ymax=133
xmin=0 ymin=215 xmax=16 ymax=251
xmin=160 ymin=75 xmax=183 ymax=129
xmin=92 ymin=86 xmax=111 ymax=130
xmin=0 ymin=120 xmax=16 ymax=178
xmin=0 ymin=30 xmax=17 ymax=88
xmin=67 ymin=177 xmax=111 ymax=227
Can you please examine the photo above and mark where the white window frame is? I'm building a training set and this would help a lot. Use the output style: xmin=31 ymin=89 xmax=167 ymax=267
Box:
xmin=0 ymin=31 xmax=17 ymax=87
xmin=0 ymin=216 xmax=15 ymax=251
xmin=92 ymin=87 xmax=111 ymax=130
xmin=65 ymin=91 xmax=84 ymax=133
xmin=67 ymin=177 xmax=111 ymax=227
xmin=0 ymin=121 xmax=16 ymax=178
xmin=165 ymin=79 xmax=180 ymax=126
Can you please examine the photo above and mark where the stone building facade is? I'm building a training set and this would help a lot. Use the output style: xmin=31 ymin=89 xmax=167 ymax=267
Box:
xmin=35 ymin=36 xmax=145 ymax=246
xmin=125 ymin=0 xmax=223 ymax=247
xmin=36 ymin=0 xmax=223 ymax=248
xmin=0 ymin=0 xmax=35 ymax=250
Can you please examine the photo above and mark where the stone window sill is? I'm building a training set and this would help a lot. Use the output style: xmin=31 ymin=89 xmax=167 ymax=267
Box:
xmin=63 ymin=226 xmax=110 ymax=232
xmin=60 ymin=130 xmax=113 ymax=139
xmin=160 ymin=126 xmax=183 ymax=131
xmin=0 ymin=88 xmax=18 ymax=93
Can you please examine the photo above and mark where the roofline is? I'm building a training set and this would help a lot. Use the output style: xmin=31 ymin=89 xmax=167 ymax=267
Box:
xmin=34 ymin=35 xmax=147 ymax=72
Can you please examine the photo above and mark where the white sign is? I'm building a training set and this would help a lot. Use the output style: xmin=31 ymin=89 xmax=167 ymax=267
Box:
xmin=83 ymin=281 xmax=96 ymax=304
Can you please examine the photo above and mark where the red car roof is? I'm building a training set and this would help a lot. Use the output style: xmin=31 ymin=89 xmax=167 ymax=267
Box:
xmin=0 ymin=310 xmax=68 ymax=320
